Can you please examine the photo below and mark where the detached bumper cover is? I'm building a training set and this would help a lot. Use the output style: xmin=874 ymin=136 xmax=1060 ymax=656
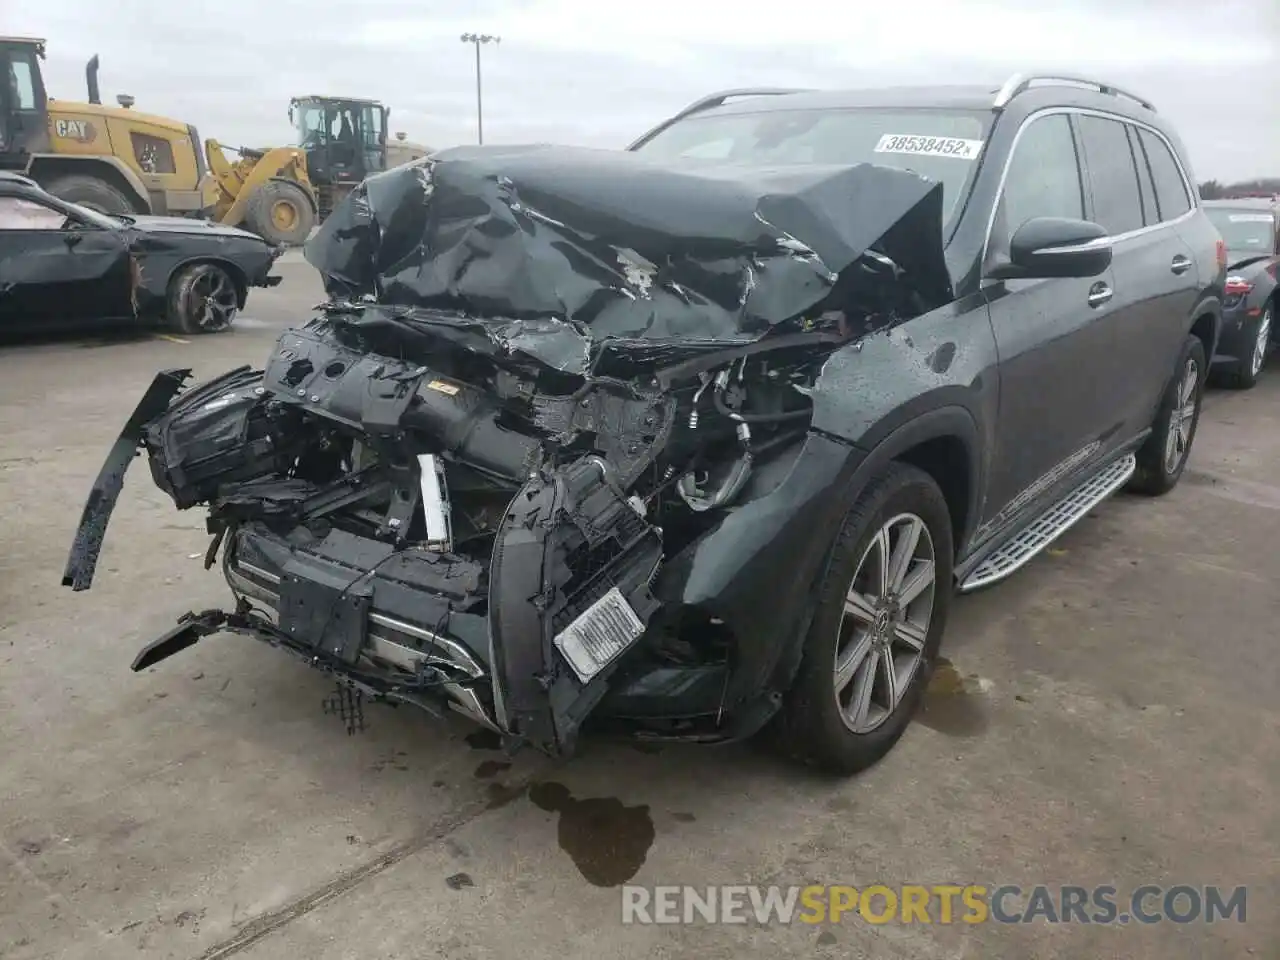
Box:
xmin=62 ymin=368 xmax=192 ymax=591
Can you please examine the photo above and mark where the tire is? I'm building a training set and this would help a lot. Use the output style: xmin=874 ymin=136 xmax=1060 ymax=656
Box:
xmin=42 ymin=174 xmax=136 ymax=216
xmin=245 ymin=179 xmax=315 ymax=246
xmin=1128 ymin=334 xmax=1206 ymax=496
xmin=1221 ymin=302 xmax=1272 ymax=390
xmin=167 ymin=263 xmax=240 ymax=335
xmin=774 ymin=462 xmax=954 ymax=776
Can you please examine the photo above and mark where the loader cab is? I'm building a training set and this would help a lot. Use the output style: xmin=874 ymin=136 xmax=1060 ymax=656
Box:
xmin=0 ymin=37 xmax=51 ymax=168
xmin=289 ymin=96 xmax=388 ymax=189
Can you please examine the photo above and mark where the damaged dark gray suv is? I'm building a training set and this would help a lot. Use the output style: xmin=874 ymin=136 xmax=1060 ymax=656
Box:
xmin=64 ymin=73 xmax=1225 ymax=775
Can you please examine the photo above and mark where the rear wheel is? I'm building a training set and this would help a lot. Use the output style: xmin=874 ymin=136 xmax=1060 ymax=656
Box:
xmin=42 ymin=174 xmax=136 ymax=216
xmin=167 ymin=263 xmax=239 ymax=335
xmin=1129 ymin=334 xmax=1205 ymax=496
xmin=246 ymin=179 xmax=315 ymax=246
xmin=775 ymin=463 xmax=953 ymax=776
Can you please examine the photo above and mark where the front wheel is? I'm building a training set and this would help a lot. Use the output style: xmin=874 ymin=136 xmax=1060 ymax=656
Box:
xmin=1129 ymin=334 xmax=1206 ymax=496
xmin=774 ymin=462 xmax=954 ymax=776
xmin=167 ymin=263 xmax=239 ymax=335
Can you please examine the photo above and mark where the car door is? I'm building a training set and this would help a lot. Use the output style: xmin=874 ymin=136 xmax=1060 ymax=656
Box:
xmin=1075 ymin=115 xmax=1198 ymax=439
xmin=979 ymin=110 xmax=1123 ymax=531
xmin=0 ymin=193 xmax=136 ymax=330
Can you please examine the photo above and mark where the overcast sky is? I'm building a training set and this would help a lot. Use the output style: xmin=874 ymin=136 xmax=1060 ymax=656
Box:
xmin=14 ymin=0 xmax=1280 ymax=182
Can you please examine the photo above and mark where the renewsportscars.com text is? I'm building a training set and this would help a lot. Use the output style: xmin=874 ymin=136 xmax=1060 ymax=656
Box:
xmin=621 ymin=884 xmax=1247 ymax=926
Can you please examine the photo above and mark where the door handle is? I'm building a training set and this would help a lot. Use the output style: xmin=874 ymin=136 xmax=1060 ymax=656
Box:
xmin=64 ymin=233 xmax=82 ymax=248
xmin=1087 ymin=282 xmax=1113 ymax=308
xmin=1170 ymin=255 xmax=1192 ymax=275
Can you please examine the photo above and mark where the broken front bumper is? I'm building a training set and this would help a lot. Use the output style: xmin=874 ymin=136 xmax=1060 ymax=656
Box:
xmin=63 ymin=359 xmax=864 ymax=756
xmin=222 ymin=521 xmax=496 ymax=731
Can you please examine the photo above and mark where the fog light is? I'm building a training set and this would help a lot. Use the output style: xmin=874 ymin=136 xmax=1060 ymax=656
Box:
xmin=554 ymin=586 xmax=645 ymax=683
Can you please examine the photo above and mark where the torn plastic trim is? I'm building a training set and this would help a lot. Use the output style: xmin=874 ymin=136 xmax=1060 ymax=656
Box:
xmin=62 ymin=368 xmax=192 ymax=591
xmin=488 ymin=454 xmax=664 ymax=756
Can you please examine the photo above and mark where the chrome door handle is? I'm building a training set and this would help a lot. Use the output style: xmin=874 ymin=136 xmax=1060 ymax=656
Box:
xmin=1087 ymin=282 xmax=1113 ymax=308
xmin=1170 ymin=255 xmax=1192 ymax=275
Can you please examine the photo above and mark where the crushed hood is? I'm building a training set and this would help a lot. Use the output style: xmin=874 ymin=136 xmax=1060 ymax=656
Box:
xmin=303 ymin=144 xmax=952 ymax=374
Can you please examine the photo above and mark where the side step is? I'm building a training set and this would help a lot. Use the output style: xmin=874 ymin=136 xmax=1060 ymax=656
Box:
xmin=959 ymin=453 xmax=1136 ymax=593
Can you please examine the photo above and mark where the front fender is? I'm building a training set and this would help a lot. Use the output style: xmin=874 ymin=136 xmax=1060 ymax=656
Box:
xmin=652 ymin=431 xmax=865 ymax=709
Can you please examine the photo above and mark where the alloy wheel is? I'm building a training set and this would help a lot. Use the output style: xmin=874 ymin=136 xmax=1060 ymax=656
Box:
xmin=833 ymin=512 xmax=936 ymax=734
xmin=1164 ymin=356 xmax=1199 ymax=474
xmin=188 ymin=267 xmax=238 ymax=331
xmin=1251 ymin=306 xmax=1272 ymax=378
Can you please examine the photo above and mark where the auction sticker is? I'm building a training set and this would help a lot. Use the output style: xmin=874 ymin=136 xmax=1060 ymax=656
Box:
xmin=874 ymin=134 xmax=984 ymax=159
xmin=1229 ymin=214 xmax=1274 ymax=223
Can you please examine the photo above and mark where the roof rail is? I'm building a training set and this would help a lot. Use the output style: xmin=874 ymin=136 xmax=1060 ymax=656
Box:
xmin=993 ymin=73 xmax=1156 ymax=113
xmin=626 ymin=87 xmax=810 ymax=150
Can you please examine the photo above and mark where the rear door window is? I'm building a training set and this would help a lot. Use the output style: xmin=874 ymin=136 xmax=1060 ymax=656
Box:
xmin=1076 ymin=115 xmax=1144 ymax=236
xmin=1137 ymin=129 xmax=1192 ymax=222
xmin=1131 ymin=127 xmax=1159 ymax=227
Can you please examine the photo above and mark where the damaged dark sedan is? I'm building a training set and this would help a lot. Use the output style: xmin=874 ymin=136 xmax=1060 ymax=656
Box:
xmin=64 ymin=77 xmax=1224 ymax=775
xmin=0 ymin=171 xmax=281 ymax=336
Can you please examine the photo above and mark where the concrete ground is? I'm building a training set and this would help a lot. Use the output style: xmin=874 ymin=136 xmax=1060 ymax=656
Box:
xmin=0 ymin=257 xmax=1276 ymax=959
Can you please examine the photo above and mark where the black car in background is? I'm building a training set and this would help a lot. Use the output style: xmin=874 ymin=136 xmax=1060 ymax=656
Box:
xmin=67 ymin=73 xmax=1224 ymax=776
xmin=0 ymin=172 xmax=282 ymax=336
xmin=1203 ymin=199 xmax=1279 ymax=388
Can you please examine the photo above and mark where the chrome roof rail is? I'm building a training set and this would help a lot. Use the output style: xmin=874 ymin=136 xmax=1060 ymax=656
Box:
xmin=627 ymin=88 xmax=810 ymax=150
xmin=993 ymin=73 xmax=1156 ymax=113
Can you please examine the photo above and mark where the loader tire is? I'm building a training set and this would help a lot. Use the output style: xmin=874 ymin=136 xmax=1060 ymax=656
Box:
xmin=43 ymin=175 xmax=137 ymax=216
xmin=245 ymin=180 xmax=315 ymax=246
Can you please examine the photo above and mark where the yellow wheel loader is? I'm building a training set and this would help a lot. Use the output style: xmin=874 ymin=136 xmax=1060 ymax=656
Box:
xmin=1 ymin=37 xmax=319 ymax=245
xmin=1 ymin=37 xmax=212 ymax=218
xmin=203 ymin=140 xmax=317 ymax=246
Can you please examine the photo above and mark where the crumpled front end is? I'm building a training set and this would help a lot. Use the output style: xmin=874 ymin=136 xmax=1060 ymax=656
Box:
xmin=63 ymin=145 xmax=952 ymax=756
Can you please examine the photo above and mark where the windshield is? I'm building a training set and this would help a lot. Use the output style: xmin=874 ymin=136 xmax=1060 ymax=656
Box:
xmin=632 ymin=107 xmax=991 ymax=229
xmin=1205 ymin=207 xmax=1277 ymax=255
xmin=295 ymin=101 xmax=324 ymax=144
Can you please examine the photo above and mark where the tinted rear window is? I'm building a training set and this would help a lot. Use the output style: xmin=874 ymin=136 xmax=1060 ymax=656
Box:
xmin=1205 ymin=208 xmax=1277 ymax=253
xmin=633 ymin=108 xmax=991 ymax=227
xmin=1137 ymin=129 xmax=1192 ymax=221
xmin=1076 ymin=115 xmax=1144 ymax=235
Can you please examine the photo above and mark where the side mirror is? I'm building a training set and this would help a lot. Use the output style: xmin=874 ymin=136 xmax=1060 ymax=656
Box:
xmin=986 ymin=217 xmax=1113 ymax=280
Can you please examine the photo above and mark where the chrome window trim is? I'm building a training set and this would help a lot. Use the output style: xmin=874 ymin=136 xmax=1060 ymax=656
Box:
xmin=981 ymin=106 xmax=1198 ymax=279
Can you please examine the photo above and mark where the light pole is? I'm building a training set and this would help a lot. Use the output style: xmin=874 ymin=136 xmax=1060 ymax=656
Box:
xmin=460 ymin=32 xmax=500 ymax=144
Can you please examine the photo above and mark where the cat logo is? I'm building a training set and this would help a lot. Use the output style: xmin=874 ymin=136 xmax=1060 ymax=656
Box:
xmin=54 ymin=119 xmax=97 ymax=143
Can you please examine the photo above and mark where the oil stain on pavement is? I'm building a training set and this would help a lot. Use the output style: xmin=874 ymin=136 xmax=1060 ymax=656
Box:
xmin=474 ymin=759 xmax=512 ymax=779
xmin=528 ymin=782 xmax=656 ymax=886
xmin=917 ymin=657 xmax=990 ymax=737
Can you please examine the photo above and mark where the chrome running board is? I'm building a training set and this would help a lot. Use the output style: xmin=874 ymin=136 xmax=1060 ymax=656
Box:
xmin=960 ymin=453 xmax=1136 ymax=592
